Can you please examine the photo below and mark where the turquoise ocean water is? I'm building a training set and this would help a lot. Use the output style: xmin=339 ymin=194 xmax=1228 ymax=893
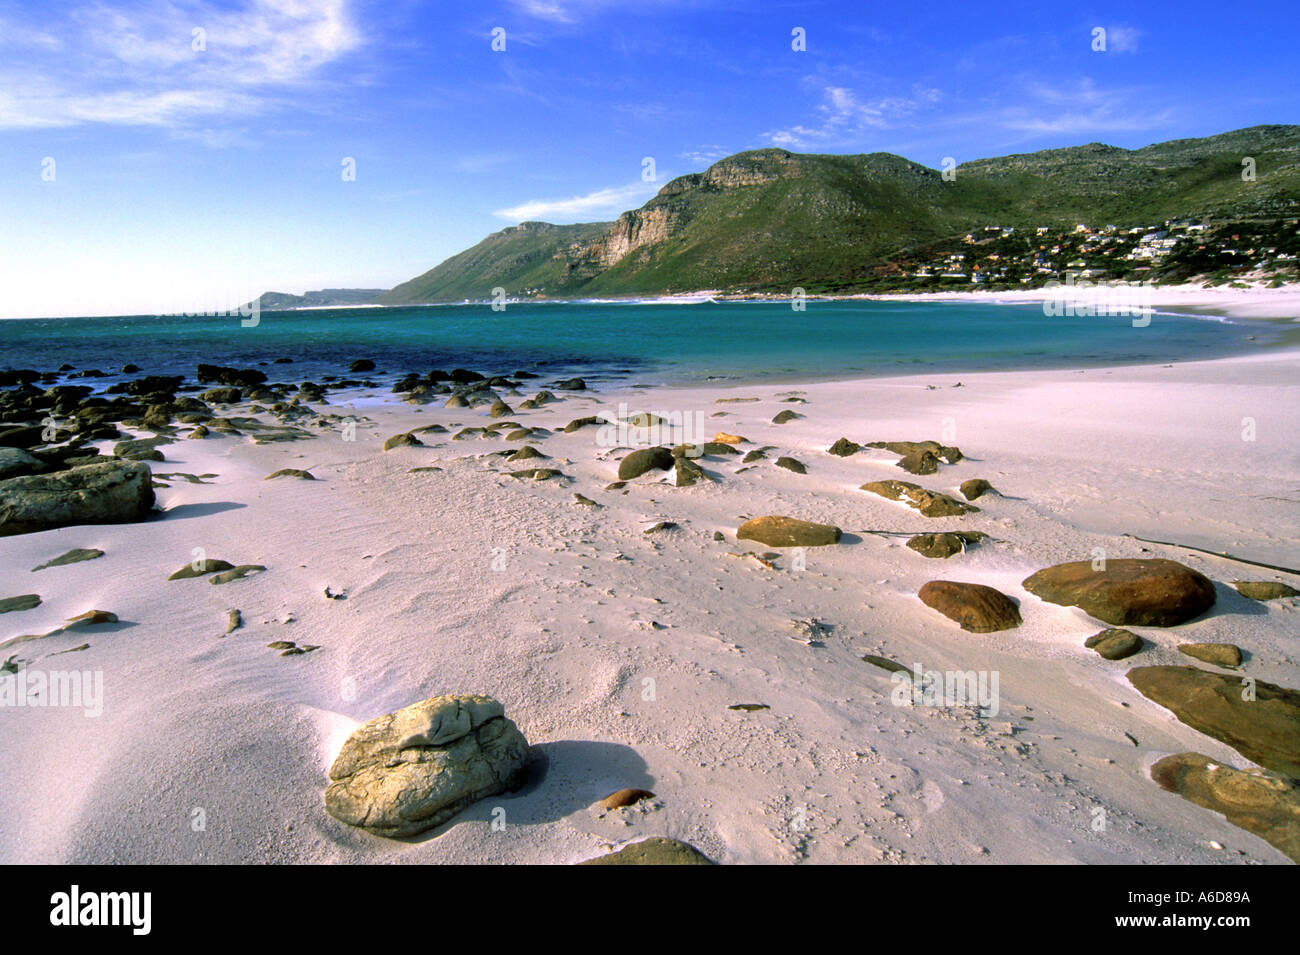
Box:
xmin=0 ymin=300 xmax=1278 ymax=388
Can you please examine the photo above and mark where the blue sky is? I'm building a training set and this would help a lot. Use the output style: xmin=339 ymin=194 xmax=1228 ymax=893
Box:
xmin=1 ymin=0 xmax=1296 ymax=318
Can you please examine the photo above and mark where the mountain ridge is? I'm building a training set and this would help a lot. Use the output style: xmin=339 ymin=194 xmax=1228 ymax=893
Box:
xmin=258 ymin=125 xmax=1300 ymax=306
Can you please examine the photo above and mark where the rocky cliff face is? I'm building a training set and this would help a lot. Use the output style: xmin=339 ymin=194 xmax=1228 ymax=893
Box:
xmin=559 ymin=150 xmax=805 ymax=278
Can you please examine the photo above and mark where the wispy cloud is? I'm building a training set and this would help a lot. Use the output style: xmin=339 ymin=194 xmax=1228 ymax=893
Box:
xmin=679 ymin=145 xmax=729 ymax=167
xmin=0 ymin=0 xmax=360 ymax=132
xmin=762 ymin=84 xmax=941 ymax=149
xmin=495 ymin=181 xmax=658 ymax=222
xmin=997 ymin=78 xmax=1173 ymax=136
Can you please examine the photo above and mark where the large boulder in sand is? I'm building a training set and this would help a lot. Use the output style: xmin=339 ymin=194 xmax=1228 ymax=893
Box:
xmin=737 ymin=516 xmax=842 ymax=548
xmin=618 ymin=446 xmax=674 ymax=480
xmin=1128 ymin=667 xmax=1300 ymax=778
xmin=1022 ymin=558 xmax=1215 ymax=626
xmin=1151 ymin=753 xmax=1300 ymax=863
xmin=919 ymin=581 xmax=1021 ymax=633
xmin=325 ymin=694 xmax=529 ymax=837
xmin=907 ymin=531 xmax=985 ymax=559
xmin=0 ymin=460 xmax=155 ymax=537
xmin=861 ymin=480 xmax=978 ymax=517
xmin=579 ymin=837 xmax=715 ymax=865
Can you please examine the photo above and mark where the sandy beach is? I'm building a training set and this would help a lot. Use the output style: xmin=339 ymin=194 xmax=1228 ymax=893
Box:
xmin=852 ymin=281 xmax=1300 ymax=323
xmin=1 ymin=313 xmax=1297 ymax=864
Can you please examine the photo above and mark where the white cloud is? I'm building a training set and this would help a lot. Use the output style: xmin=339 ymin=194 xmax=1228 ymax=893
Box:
xmin=679 ymin=145 xmax=729 ymax=166
xmin=0 ymin=0 xmax=360 ymax=131
xmin=998 ymin=78 xmax=1172 ymax=135
xmin=762 ymin=84 xmax=942 ymax=149
xmin=494 ymin=181 xmax=659 ymax=222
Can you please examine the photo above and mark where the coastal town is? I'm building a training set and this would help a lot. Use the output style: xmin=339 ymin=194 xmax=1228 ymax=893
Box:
xmin=861 ymin=215 xmax=1300 ymax=293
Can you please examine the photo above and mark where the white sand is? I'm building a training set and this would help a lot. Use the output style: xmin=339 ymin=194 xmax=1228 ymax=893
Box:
xmin=1 ymin=342 xmax=1297 ymax=865
xmin=855 ymin=281 xmax=1300 ymax=322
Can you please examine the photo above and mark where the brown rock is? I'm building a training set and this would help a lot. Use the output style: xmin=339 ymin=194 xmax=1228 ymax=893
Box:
xmin=919 ymin=581 xmax=1021 ymax=633
xmin=598 ymin=788 xmax=655 ymax=810
xmin=1179 ymin=642 xmax=1243 ymax=667
xmin=736 ymin=515 xmax=842 ymax=548
xmin=1085 ymin=628 xmax=1144 ymax=660
xmin=383 ymin=432 xmax=422 ymax=450
xmin=618 ymin=446 xmax=674 ymax=480
xmin=897 ymin=449 xmax=940 ymax=475
xmin=861 ymin=480 xmax=979 ymax=517
xmin=1234 ymin=580 xmax=1299 ymax=601
xmin=168 ymin=558 xmax=235 ymax=580
xmin=1152 ymin=752 xmax=1300 ymax=863
xmin=867 ymin=440 xmax=963 ymax=464
xmin=774 ymin=456 xmax=806 ymax=474
xmin=906 ymin=532 xmax=985 ymax=559
xmin=960 ymin=478 xmax=995 ymax=501
xmin=827 ymin=437 xmax=860 ymax=457
xmin=1023 ymin=558 xmax=1216 ymax=626
xmin=1128 ymin=666 xmax=1300 ymax=777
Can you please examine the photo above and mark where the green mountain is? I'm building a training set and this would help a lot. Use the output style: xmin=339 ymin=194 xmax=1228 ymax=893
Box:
xmin=380 ymin=125 xmax=1300 ymax=301
xmin=382 ymin=221 xmax=610 ymax=304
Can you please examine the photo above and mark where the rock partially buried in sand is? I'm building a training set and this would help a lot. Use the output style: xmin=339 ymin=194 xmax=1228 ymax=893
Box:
xmin=866 ymin=440 xmax=963 ymax=465
xmin=771 ymin=410 xmax=802 ymax=424
xmin=209 ymin=564 xmax=266 ymax=585
xmin=1234 ymin=580 xmax=1299 ymax=601
xmin=1178 ymin=642 xmax=1243 ymax=668
xmin=736 ymin=516 xmax=842 ymax=548
xmin=507 ymin=468 xmax=563 ymax=480
xmin=383 ymin=432 xmax=422 ymax=451
xmin=906 ymin=532 xmax=985 ymax=559
xmin=861 ymin=480 xmax=978 ymax=517
xmin=169 ymin=558 xmax=236 ymax=580
xmin=265 ymin=468 xmax=315 ymax=480
xmin=31 ymin=547 xmax=105 ymax=572
xmin=618 ymin=446 xmax=674 ymax=480
xmin=774 ymin=456 xmax=806 ymax=474
xmin=919 ymin=581 xmax=1021 ymax=633
xmin=1023 ymin=558 xmax=1216 ymax=627
xmin=0 ymin=460 xmax=155 ymax=537
xmin=712 ymin=432 xmax=747 ymax=445
xmin=63 ymin=609 xmax=118 ymax=629
xmin=324 ymin=694 xmax=529 ymax=837
xmin=0 ymin=594 xmax=41 ymax=614
xmin=1085 ymin=628 xmax=1144 ymax=660
xmin=597 ymin=788 xmax=656 ymax=810
xmin=1128 ymin=666 xmax=1300 ymax=778
xmin=506 ymin=445 xmax=546 ymax=462
xmin=1151 ymin=752 xmax=1300 ymax=863
xmin=563 ymin=416 xmax=602 ymax=433
xmin=578 ymin=837 xmax=715 ymax=866
xmin=827 ymin=437 xmax=861 ymax=457
xmin=960 ymin=478 xmax=996 ymax=501
xmin=674 ymin=457 xmax=707 ymax=487
xmin=897 ymin=449 xmax=940 ymax=475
